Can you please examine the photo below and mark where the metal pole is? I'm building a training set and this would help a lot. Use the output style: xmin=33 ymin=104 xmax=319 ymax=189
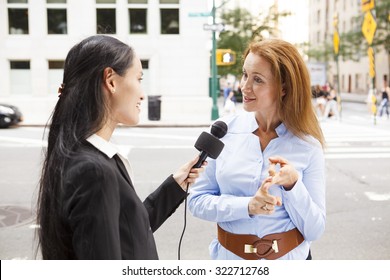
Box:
xmin=211 ymin=0 xmax=219 ymax=120
xmin=333 ymin=13 xmax=342 ymax=120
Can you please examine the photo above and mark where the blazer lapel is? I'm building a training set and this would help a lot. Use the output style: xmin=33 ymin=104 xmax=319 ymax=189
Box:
xmin=113 ymin=154 xmax=134 ymax=189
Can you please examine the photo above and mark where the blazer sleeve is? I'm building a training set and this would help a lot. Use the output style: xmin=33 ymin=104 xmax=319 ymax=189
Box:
xmin=63 ymin=160 xmax=122 ymax=259
xmin=143 ymin=175 xmax=187 ymax=232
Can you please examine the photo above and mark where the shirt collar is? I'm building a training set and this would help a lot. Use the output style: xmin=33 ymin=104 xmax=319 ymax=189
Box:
xmin=235 ymin=112 xmax=288 ymax=137
xmin=86 ymin=134 xmax=117 ymax=158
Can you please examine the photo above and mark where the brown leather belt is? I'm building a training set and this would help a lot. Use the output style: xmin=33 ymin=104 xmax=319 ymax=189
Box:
xmin=217 ymin=225 xmax=304 ymax=260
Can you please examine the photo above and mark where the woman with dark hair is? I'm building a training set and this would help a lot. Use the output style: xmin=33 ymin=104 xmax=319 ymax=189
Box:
xmin=189 ymin=39 xmax=326 ymax=260
xmin=37 ymin=35 xmax=203 ymax=260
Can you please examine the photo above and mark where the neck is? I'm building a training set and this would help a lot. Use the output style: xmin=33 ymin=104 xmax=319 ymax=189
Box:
xmin=254 ymin=111 xmax=281 ymax=133
xmin=96 ymin=120 xmax=116 ymax=141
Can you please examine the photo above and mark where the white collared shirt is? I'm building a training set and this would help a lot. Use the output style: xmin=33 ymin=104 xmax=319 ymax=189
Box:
xmin=188 ymin=111 xmax=326 ymax=260
xmin=87 ymin=134 xmax=134 ymax=181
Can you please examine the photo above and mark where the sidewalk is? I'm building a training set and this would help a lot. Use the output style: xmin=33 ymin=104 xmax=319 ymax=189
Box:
xmin=12 ymin=93 xmax=368 ymax=128
xmin=339 ymin=92 xmax=367 ymax=104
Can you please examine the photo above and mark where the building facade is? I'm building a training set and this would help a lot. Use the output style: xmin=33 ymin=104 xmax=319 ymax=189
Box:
xmin=308 ymin=0 xmax=389 ymax=93
xmin=0 ymin=0 xmax=212 ymax=124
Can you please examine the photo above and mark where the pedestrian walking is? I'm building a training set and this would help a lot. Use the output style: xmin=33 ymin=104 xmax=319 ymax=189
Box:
xmin=312 ymin=85 xmax=326 ymax=118
xmin=323 ymin=85 xmax=340 ymax=120
xmin=378 ymin=80 xmax=389 ymax=119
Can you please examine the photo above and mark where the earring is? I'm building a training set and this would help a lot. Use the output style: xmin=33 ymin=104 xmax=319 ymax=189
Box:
xmin=111 ymin=89 xmax=116 ymax=94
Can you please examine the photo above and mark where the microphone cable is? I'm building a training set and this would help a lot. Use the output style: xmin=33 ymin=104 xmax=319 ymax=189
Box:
xmin=177 ymin=182 xmax=190 ymax=260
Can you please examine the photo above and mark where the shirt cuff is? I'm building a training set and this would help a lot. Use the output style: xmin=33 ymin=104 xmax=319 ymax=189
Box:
xmin=281 ymin=176 xmax=303 ymax=204
xmin=219 ymin=195 xmax=253 ymax=220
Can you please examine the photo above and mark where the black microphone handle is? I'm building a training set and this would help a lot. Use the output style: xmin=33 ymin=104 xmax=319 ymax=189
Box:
xmin=193 ymin=151 xmax=208 ymax=168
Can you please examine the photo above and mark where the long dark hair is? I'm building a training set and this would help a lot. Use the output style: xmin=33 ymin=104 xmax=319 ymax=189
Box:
xmin=36 ymin=35 xmax=134 ymax=259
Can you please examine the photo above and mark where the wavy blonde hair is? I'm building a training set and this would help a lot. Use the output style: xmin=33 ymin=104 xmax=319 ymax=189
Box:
xmin=243 ymin=39 xmax=325 ymax=148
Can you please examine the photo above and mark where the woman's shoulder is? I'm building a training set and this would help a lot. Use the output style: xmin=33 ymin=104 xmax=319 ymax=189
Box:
xmin=217 ymin=111 xmax=257 ymax=134
xmin=291 ymin=133 xmax=323 ymax=154
xmin=65 ymin=144 xmax=115 ymax=180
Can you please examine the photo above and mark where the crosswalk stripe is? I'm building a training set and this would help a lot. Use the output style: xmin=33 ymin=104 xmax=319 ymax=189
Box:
xmin=321 ymin=122 xmax=390 ymax=158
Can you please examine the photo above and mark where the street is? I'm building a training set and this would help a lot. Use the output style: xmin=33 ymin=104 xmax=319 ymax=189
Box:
xmin=0 ymin=101 xmax=390 ymax=260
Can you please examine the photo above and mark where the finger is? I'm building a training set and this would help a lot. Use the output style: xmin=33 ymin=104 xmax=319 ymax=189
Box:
xmin=269 ymin=156 xmax=289 ymax=166
xmin=262 ymin=207 xmax=275 ymax=215
xmin=268 ymin=163 xmax=276 ymax=176
xmin=264 ymin=195 xmax=278 ymax=205
xmin=270 ymin=173 xmax=280 ymax=185
xmin=265 ymin=203 xmax=275 ymax=211
xmin=260 ymin=176 xmax=273 ymax=193
xmin=187 ymin=155 xmax=200 ymax=169
xmin=192 ymin=163 xmax=207 ymax=172
xmin=276 ymin=196 xmax=282 ymax=206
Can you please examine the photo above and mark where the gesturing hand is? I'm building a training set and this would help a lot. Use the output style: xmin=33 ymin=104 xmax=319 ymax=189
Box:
xmin=268 ymin=156 xmax=299 ymax=190
xmin=248 ymin=176 xmax=282 ymax=215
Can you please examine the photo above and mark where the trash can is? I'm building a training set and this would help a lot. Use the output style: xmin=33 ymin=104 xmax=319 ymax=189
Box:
xmin=148 ymin=95 xmax=161 ymax=121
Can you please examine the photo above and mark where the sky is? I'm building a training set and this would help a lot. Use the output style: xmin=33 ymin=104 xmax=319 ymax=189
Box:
xmin=215 ymin=0 xmax=309 ymax=44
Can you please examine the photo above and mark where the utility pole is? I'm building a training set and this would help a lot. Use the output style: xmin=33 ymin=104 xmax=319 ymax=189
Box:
xmin=211 ymin=0 xmax=219 ymax=120
xmin=191 ymin=0 xmax=230 ymax=120
xmin=361 ymin=0 xmax=377 ymax=124
xmin=333 ymin=12 xmax=342 ymax=120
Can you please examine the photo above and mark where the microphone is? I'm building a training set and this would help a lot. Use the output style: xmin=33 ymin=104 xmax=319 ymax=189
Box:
xmin=178 ymin=120 xmax=227 ymax=260
xmin=193 ymin=121 xmax=228 ymax=168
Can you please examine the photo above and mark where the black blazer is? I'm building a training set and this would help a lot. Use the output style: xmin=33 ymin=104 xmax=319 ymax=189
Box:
xmin=58 ymin=142 xmax=187 ymax=259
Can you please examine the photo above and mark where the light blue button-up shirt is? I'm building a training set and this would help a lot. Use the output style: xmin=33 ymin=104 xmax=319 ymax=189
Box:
xmin=188 ymin=112 xmax=326 ymax=260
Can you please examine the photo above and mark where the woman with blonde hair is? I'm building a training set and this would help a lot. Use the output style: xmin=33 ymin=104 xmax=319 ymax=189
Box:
xmin=189 ymin=39 xmax=326 ymax=260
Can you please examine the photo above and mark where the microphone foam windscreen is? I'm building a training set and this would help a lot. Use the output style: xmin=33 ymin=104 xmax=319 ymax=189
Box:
xmin=194 ymin=132 xmax=225 ymax=159
xmin=211 ymin=121 xmax=228 ymax=139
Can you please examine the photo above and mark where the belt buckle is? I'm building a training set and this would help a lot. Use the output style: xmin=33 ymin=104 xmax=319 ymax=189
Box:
xmin=244 ymin=240 xmax=279 ymax=258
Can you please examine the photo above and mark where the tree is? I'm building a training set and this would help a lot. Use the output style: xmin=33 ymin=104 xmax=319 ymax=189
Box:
xmin=216 ymin=5 xmax=291 ymax=77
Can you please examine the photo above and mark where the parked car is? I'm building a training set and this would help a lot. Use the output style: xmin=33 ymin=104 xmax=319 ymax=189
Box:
xmin=0 ymin=104 xmax=23 ymax=128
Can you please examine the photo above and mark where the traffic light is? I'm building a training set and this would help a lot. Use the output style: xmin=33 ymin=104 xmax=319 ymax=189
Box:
xmin=216 ymin=49 xmax=236 ymax=66
xmin=367 ymin=47 xmax=375 ymax=78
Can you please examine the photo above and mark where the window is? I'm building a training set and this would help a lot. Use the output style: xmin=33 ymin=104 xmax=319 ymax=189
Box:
xmin=8 ymin=9 xmax=29 ymax=34
xmin=97 ymin=9 xmax=116 ymax=34
xmin=160 ymin=0 xmax=179 ymax=34
xmin=47 ymin=0 xmax=66 ymax=3
xmin=7 ymin=0 xmax=28 ymax=3
xmin=48 ymin=60 xmax=64 ymax=69
xmin=160 ymin=0 xmax=179 ymax=3
xmin=47 ymin=9 xmax=67 ymax=34
xmin=48 ymin=60 xmax=65 ymax=95
xmin=141 ymin=60 xmax=149 ymax=69
xmin=160 ymin=9 xmax=179 ymax=34
xmin=129 ymin=9 xmax=147 ymax=33
xmin=96 ymin=0 xmax=116 ymax=34
xmin=317 ymin=10 xmax=320 ymax=25
xmin=355 ymin=73 xmax=361 ymax=90
xmin=10 ymin=61 xmax=30 ymax=69
xmin=140 ymin=60 xmax=150 ymax=95
xmin=128 ymin=0 xmax=147 ymax=3
xmin=10 ymin=60 xmax=31 ymax=95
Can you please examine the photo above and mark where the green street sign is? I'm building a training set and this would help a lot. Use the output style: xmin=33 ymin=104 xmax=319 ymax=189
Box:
xmin=188 ymin=12 xmax=211 ymax=17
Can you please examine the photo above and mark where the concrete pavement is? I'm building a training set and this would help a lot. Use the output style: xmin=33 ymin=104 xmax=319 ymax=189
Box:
xmin=4 ymin=92 xmax=372 ymax=127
